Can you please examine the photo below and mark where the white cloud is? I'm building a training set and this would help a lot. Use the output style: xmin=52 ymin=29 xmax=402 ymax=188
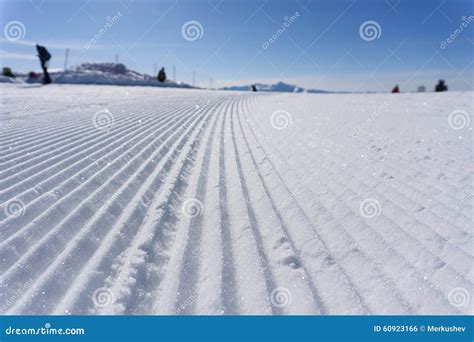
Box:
xmin=0 ymin=38 xmax=110 ymax=50
xmin=0 ymin=50 xmax=36 ymax=60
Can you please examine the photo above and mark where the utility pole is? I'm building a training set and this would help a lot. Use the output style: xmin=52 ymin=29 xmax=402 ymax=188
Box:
xmin=173 ymin=66 xmax=176 ymax=82
xmin=64 ymin=48 xmax=69 ymax=70
xmin=192 ymin=71 xmax=195 ymax=87
xmin=154 ymin=63 xmax=157 ymax=76
xmin=209 ymin=77 xmax=213 ymax=89
xmin=115 ymin=54 xmax=118 ymax=63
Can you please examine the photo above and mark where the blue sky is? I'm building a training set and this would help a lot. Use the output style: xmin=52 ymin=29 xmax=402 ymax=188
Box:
xmin=0 ymin=0 xmax=472 ymax=91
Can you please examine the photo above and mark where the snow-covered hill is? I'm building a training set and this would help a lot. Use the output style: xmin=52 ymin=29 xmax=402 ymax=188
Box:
xmin=3 ymin=62 xmax=193 ymax=89
xmin=1 ymin=66 xmax=329 ymax=93
xmin=0 ymin=84 xmax=472 ymax=315
xmin=221 ymin=81 xmax=328 ymax=93
xmin=0 ymin=76 xmax=23 ymax=84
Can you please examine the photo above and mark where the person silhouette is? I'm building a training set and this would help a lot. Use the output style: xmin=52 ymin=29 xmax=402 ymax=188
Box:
xmin=36 ymin=44 xmax=52 ymax=84
xmin=435 ymin=79 xmax=448 ymax=92
xmin=251 ymin=85 xmax=257 ymax=92
xmin=391 ymin=85 xmax=400 ymax=93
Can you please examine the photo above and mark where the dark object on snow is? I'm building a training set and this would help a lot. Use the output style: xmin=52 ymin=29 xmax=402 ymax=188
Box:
xmin=157 ymin=67 xmax=166 ymax=83
xmin=435 ymin=79 xmax=448 ymax=92
xmin=251 ymin=84 xmax=257 ymax=92
xmin=36 ymin=44 xmax=52 ymax=84
xmin=28 ymin=71 xmax=39 ymax=79
xmin=2 ymin=67 xmax=15 ymax=78
xmin=391 ymin=85 xmax=400 ymax=93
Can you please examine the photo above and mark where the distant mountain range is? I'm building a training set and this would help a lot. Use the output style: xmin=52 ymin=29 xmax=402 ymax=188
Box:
xmin=2 ymin=62 xmax=332 ymax=93
xmin=221 ymin=81 xmax=330 ymax=93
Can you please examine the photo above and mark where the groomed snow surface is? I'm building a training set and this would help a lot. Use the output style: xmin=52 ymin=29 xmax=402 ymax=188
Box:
xmin=0 ymin=84 xmax=472 ymax=315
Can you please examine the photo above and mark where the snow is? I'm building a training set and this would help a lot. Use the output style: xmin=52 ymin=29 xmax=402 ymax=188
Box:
xmin=9 ymin=62 xmax=192 ymax=88
xmin=0 ymin=76 xmax=24 ymax=84
xmin=0 ymin=83 xmax=472 ymax=315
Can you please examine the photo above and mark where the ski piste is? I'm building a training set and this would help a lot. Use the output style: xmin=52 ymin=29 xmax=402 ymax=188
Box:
xmin=1 ymin=84 xmax=472 ymax=315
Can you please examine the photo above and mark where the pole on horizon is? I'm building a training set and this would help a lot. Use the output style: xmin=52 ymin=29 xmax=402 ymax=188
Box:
xmin=209 ymin=77 xmax=213 ymax=89
xmin=64 ymin=48 xmax=69 ymax=71
xmin=115 ymin=54 xmax=119 ymax=63
xmin=173 ymin=66 xmax=176 ymax=82
xmin=193 ymin=71 xmax=195 ymax=87
xmin=154 ymin=63 xmax=157 ymax=76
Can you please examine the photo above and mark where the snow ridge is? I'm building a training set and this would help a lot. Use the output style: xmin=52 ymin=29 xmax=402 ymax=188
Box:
xmin=0 ymin=85 xmax=472 ymax=315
